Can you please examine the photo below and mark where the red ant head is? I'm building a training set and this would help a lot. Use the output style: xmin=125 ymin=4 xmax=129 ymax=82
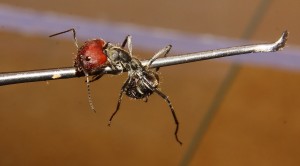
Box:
xmin=75 ymin=39 xmax=108 ymax=74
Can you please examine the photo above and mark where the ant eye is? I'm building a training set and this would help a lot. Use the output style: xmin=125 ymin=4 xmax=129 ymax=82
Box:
xmin=85 ymin=56 xmax=91 ymax=61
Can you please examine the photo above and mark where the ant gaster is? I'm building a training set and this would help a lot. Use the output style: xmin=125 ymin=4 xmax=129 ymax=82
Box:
xmin=50 ymin=29 xmax=182 ymax=145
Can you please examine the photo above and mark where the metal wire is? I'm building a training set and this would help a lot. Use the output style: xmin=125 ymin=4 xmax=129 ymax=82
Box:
xmin=0 ymin=30 xmax=288 ymax=86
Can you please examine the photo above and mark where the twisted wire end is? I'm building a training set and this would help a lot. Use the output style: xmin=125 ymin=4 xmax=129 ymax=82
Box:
xmin=273 ymin=30 xmax=289 ymax=51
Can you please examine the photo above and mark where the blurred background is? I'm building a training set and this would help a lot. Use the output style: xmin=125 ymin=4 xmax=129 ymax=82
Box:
xmin=0 ymin=0 xmax=300 ymax=165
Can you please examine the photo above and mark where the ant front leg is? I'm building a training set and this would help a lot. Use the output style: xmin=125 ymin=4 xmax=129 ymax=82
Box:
xmin=49 ymin=28 xmax=79 ymax=49
xmin=121 ymin=35 xmax=133 ymax=57
xmin=108 ymin=77 xmax=131 ymax=126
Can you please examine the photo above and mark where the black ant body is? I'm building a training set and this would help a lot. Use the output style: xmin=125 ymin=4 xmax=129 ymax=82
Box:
xmin=104 ymin=36 xmax=182 ymax=145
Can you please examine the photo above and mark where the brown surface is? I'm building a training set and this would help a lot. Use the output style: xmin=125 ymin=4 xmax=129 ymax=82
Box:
xmin=192 ymin=66 xmax=300 ymax=166
xmin=0 ymin=0 xmax=300 ymax=166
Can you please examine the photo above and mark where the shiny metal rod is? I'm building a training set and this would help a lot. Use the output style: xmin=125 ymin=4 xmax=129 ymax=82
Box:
xmin=0 ymin=31 xmax=288 ymax=86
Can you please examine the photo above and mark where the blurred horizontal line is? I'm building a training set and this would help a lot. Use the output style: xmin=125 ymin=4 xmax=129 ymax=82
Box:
xmin=0 ymin=4 xmax=299 ymax=71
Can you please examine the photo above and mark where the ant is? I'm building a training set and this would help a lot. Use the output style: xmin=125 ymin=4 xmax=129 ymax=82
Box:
xmin=50 ymin=29 xmax=182 ymax=145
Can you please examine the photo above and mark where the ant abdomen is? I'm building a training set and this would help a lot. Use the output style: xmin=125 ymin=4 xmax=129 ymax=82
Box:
xmin=125 ymin=71 xmax=159 ymax=99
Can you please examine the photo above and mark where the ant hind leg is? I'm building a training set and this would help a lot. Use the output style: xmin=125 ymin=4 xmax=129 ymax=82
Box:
xmin=146 ymin=45 xmax=172 ymax=71
xmin=154 ymin=88 xmax=182 ymax=145
xmin=141 ymin=76 xmax=182 ymax=145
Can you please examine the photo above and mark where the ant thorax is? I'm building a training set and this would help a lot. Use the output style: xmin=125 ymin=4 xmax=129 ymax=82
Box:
xmin=104 ymin=45 xmax=132 ymax=72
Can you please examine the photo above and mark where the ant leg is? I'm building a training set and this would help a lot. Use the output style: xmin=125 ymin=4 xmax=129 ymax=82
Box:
xmin=154 ymin=88 xmax=182 ymax=145
xmin=155 ymin=45 xmax=172 ymax=72
xmin=49 ymin=28 xmax=79 ymax=49
xmin=108 ymin=77 xmax=131 ymax=126
xmin=141 ymin=77 xmax=182 ymax=145
xmin=146 ymin=45 xmax=172 ymax=70
xmin=121 ymin=35 xmax=129 ymax=48
xmin=121 ymin=35 xmax=133 ymax=57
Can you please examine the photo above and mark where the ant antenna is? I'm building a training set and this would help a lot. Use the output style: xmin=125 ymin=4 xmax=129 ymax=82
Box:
xmin=49 ymin=28 xmax=79 ymax=49
xmin=79 ymin=55 xmax=97 ymax=113
xmin=85 ymin=73 xmax=96 ymax=113
xmin=50 ymin=29 xmax=97 ymax=113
